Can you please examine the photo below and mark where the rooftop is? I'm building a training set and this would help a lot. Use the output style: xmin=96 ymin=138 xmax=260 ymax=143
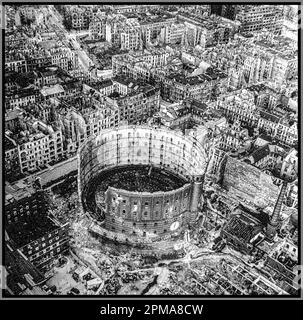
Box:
xmin=6 ymin=87 xmax=39 ymax=99
xmin=5 ymin=136 xmax=16 ymax=151
xmin=250 ymin=144 xmax=271 ymax=163
xmin=5 ymin=181 xmax=37 ymax=205
xmin=223 ymin=211 xmax=263 ymax=244
xmin=41 ymin=84 xmax=65 ymax=97
xmin=6 ymin=213 xmax=58 ymax=248
xmin=6 ymin=108 xmax=23 ymax=122
xmin=259 ymin=110 xmax=280 ymax=123
xmin=5 ymin=240 xmax=45 ymax=295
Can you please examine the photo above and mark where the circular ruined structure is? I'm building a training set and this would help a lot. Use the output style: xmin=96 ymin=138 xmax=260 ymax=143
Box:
xmin=78 ymin=125 xmax=207 ymax=243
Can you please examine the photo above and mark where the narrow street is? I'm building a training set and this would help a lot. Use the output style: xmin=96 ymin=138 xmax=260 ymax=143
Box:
xmin=47 ymin=5 xmax=94 ymax=73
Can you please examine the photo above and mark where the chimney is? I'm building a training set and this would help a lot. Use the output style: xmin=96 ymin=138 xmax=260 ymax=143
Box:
xmin=266 ymin=181 xmax=287 ymax=240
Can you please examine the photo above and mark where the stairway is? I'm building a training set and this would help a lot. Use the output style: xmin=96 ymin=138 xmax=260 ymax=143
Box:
xmin=266 ymin=181 xmax=288 ymax=239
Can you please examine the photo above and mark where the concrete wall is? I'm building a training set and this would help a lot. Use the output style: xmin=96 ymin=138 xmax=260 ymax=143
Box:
xmin=78 ymin=125 xmax=207 ymax=238
xmin=38 ymin=156 xmax=78 ymax=187
xmin=222 ymin=157 xmax=279 ymax=209
xmin=104 ymin=184 xmax=192 ymax=237
xmin=79 ymin=125 xmax=207 ymax=194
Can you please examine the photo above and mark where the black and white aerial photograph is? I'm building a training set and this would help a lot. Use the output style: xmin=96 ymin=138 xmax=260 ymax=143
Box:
xmin=2 ymin=1 xmax=301 ymax=300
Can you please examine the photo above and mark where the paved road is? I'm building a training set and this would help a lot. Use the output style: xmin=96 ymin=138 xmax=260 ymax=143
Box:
xmin=47 ymin=6 xmax=94 ymax=73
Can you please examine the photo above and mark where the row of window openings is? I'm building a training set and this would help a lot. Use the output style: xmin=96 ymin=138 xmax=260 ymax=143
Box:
xmin=8 ymin=213 xmax=39 ymax=222
xmin=27 ymin=231 xmax=60 ymax=248
xmin=8 ymin=209 xmax=34 ymax=218
xmin=112 ymin=218 xmax=163 ymax=228
xmin=121 ymin=205 xmax=180 ymax=213
xmin=102 ymin=146 xmax=191 ymax=159
xmin=31 ymin=246 xmax=61 ymax=259
xmin=111 ymin=227 xmax=168 ymax=234
xmin=112 ymin=198 xmax=184 ymax=205
xmin=27 ymin=237 xmax=60 ymax=254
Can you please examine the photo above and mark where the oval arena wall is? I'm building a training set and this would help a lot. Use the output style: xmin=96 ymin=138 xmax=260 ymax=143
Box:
xmin=78 ymin=125 xmax=207 ymax=238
